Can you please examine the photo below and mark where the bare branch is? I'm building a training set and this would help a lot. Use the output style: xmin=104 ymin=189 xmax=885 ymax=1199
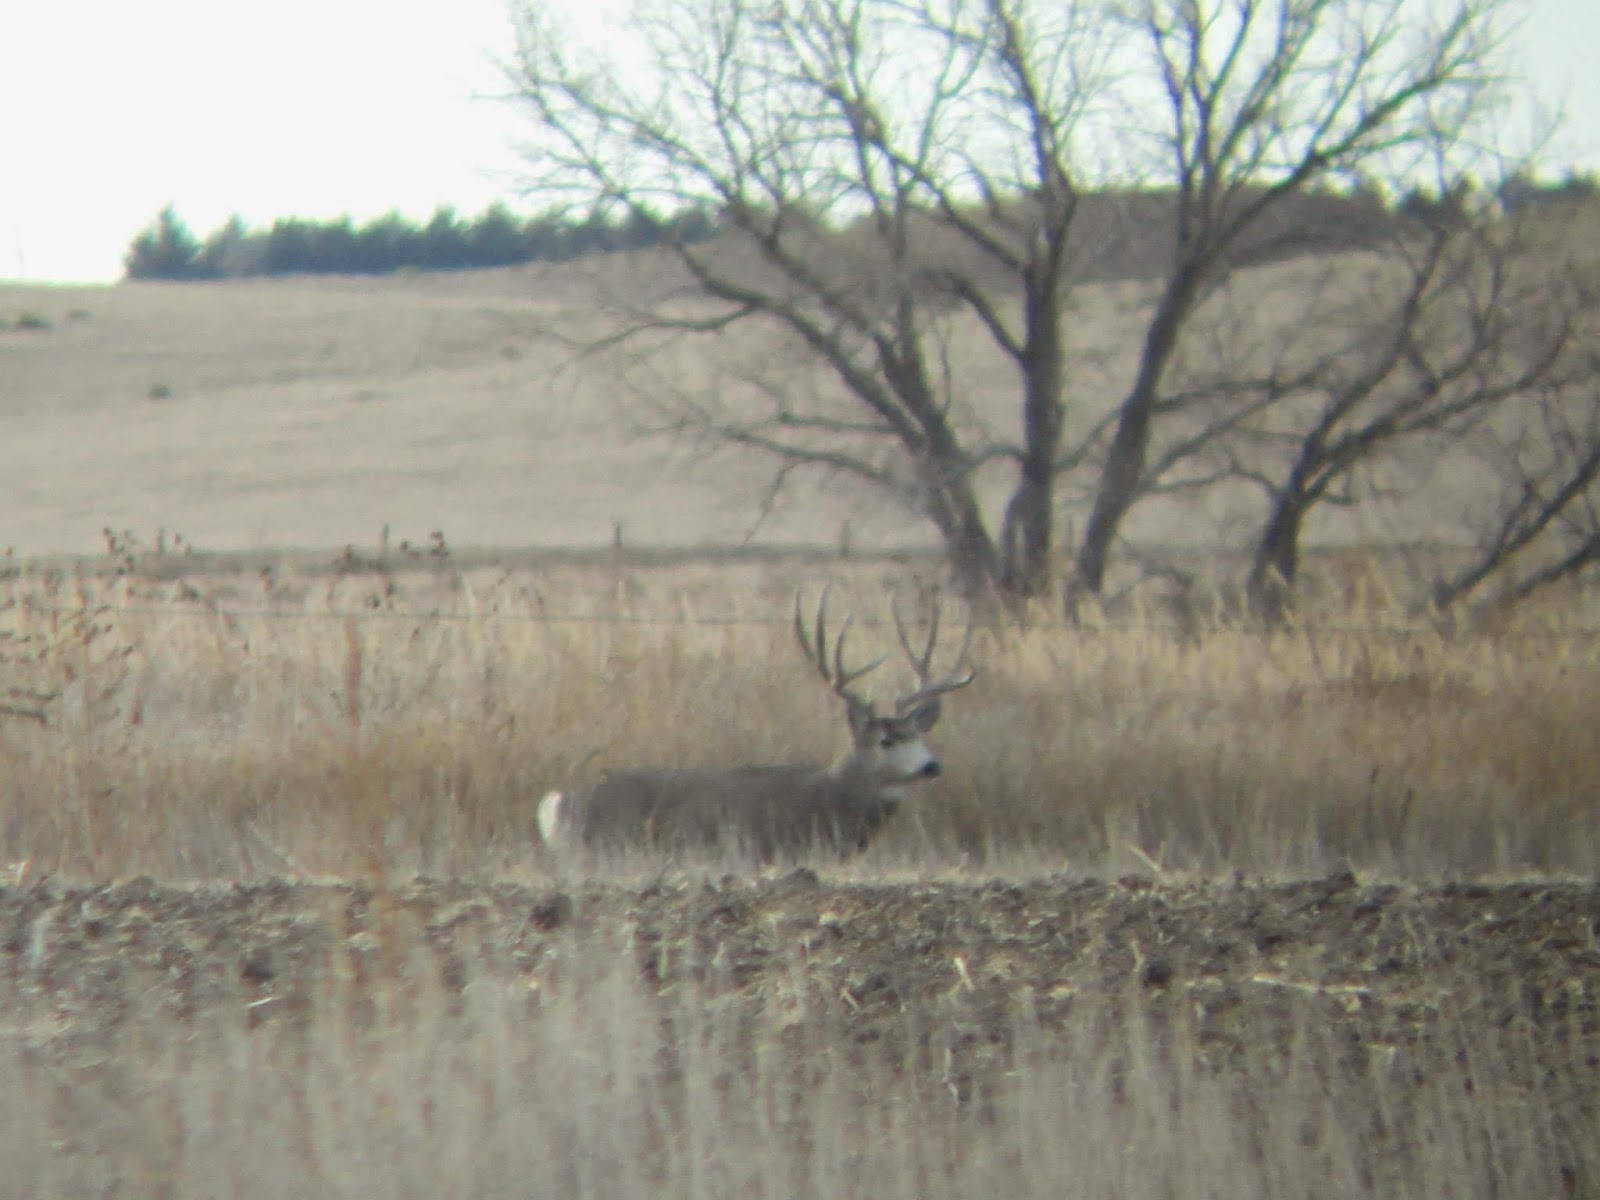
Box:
xmin=508 ymin=0 xmax=1538 ymax=617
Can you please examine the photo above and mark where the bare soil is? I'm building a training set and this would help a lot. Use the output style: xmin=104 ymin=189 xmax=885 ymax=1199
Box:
xmin=4 ymin=872 xmax=1595 ymax=1105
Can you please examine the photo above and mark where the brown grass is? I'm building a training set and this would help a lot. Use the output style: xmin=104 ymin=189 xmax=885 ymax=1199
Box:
xmin=5 ymin=228 xmax=1598 ymax=1199
xmin=1 ymin=555 xmax=1596 ymax=883
xmin=0 ymin=240 xmax=1554 ymax=563
xmin=2 ymin=557 xmax=1595 ymax=1199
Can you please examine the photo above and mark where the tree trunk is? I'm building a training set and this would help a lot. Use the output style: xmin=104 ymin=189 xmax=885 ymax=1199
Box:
xmin=941 ymin=496 xmax=1009 ymax=617
xmin=1247 ymin=493 xmax=1308 ymax=627
xmin=920 ymin=445 xmax=1010 ymax=619
xmin=1072 ymin=270 xmax=1199 ymax=602
xmin=1000 ymin=281 xmax=1066 ymax=600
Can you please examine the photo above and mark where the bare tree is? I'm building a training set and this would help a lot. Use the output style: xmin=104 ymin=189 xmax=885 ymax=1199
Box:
xmin=1173 ymin=198 xmax=1600 ymax=623
xmin=508 ymin=0 xmax=1517 ymax=613
xmin=1431 ymin=354 xmax=1600 ymax=614
xmin=1067 ymin=0 xmax=1516 ymax=603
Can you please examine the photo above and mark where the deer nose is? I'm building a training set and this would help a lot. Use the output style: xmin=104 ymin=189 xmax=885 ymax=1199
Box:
xmin=921 ymin=761 xmax=941 ymax=778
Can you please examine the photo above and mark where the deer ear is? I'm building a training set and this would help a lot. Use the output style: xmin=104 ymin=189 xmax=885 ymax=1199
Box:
xmin=906 ymin=698 xmax=942 ymax=732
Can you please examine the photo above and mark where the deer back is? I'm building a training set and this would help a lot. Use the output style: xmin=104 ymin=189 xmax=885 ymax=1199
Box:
xmin=569 ymin=765 xmax=900 ymax=860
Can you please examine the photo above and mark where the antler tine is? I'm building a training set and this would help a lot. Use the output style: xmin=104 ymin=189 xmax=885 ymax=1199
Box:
xmin=814 ymin=584 xmax=832 ymax=685
xmin=794 ymin=584 xmax=882 ymax=708
xmin=892 ymin=591 xmax=976 ymax=714
xmin=890 ymin=594 xmax=938 ymax=684
xmin=831 ymin=611 xmax=885 ymax=691
xmin=793 ymin=589 xmax=831 ymax=688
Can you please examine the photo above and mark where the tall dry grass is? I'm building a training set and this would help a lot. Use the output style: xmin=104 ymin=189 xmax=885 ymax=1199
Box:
xmin=1 ymin=921 xmax=1589 ymax=1200
xmin=1 ymin=555 xmax=1596 ymax=882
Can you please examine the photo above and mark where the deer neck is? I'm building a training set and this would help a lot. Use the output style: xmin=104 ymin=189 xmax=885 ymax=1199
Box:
xmin=827 ymin=751 xmax=903 ymax=807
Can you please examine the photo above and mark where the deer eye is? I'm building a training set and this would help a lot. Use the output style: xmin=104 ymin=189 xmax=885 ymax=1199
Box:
xmin=878 ymin=734 xmax=896 ymax=749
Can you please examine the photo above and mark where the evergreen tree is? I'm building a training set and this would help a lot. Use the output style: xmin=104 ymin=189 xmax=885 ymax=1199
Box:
xmin=198 ymin=215 xmax=262 ymax=276
xmin=124 ymin=206 xmax=210 ymax=279
xmin=467 ymin=204 xmax=528 ymax=267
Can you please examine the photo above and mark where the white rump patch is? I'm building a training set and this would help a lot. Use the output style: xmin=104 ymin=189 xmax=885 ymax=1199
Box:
xmin=536 ymin=790 xmax=565 ymax=845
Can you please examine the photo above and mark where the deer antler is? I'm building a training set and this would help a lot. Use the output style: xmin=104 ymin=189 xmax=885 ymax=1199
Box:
xmin=793 ymin=584 xmax=885 ymax=711
xmin=890 ymin=591 xmax=975 ymax=715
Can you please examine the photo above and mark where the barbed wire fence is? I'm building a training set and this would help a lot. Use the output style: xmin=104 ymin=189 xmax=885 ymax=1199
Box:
xmin=6 ymin=539 xmax=1600 ymax=643
xmin=3 ymin=596 xmax=1600 ymax=641
xmin=8 ymin=524 xmax=1600 ymax=641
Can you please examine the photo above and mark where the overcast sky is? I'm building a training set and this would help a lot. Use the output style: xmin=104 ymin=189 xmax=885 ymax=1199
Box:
xmin=2 ymin=0 xmax=1595 ymax=284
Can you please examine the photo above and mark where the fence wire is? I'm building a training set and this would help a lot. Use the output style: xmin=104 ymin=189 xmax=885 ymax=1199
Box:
xmin=4 ymin=597 xmax=1600 ymax=642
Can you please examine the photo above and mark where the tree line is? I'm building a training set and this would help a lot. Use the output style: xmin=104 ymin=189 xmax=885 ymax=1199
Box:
xmin=126 ymin=172 xmax=1595 ymax=285
xmin=123 ymin=203 xmax=717 ymax=280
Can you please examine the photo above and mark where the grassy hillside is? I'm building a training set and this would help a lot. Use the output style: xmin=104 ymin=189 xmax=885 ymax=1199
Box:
xmin=0 ymin=244 xmax=1508 ymax=563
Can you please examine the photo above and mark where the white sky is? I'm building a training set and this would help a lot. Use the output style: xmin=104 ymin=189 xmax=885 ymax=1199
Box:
xmin=1 ymin=0 xmax=1595 ymax=284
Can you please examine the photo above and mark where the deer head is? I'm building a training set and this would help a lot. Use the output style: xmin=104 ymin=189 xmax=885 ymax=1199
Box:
xmin=793 ymin=585 xmax=975 ymax=788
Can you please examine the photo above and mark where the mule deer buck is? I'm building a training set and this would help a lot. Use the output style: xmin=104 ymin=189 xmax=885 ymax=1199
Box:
xmin=536 ymin=587 xmax=974 ymax=862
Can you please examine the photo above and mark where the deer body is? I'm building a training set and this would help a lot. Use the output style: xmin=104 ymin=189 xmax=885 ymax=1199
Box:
xmin=539 ymin=762 xmax=904 ymax=860
xmin=536 ymin=588 xmax=972 ymax=863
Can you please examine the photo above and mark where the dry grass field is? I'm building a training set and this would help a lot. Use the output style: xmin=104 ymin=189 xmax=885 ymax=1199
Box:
xmin=1 ymin=263 xmax=1597 ymax=1196
xmin=2 ymin=871 xmax=1595 ymax=1199
xmin=0 ymin=552 xmax=1594 ymax=1197
xmin=0 ymin=249 xmax=1503 ymax=562
xmin=0 ymin=269 xmax=922 ymax=557
xmin=2 ymin=554 xmax=1597 ymax=882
